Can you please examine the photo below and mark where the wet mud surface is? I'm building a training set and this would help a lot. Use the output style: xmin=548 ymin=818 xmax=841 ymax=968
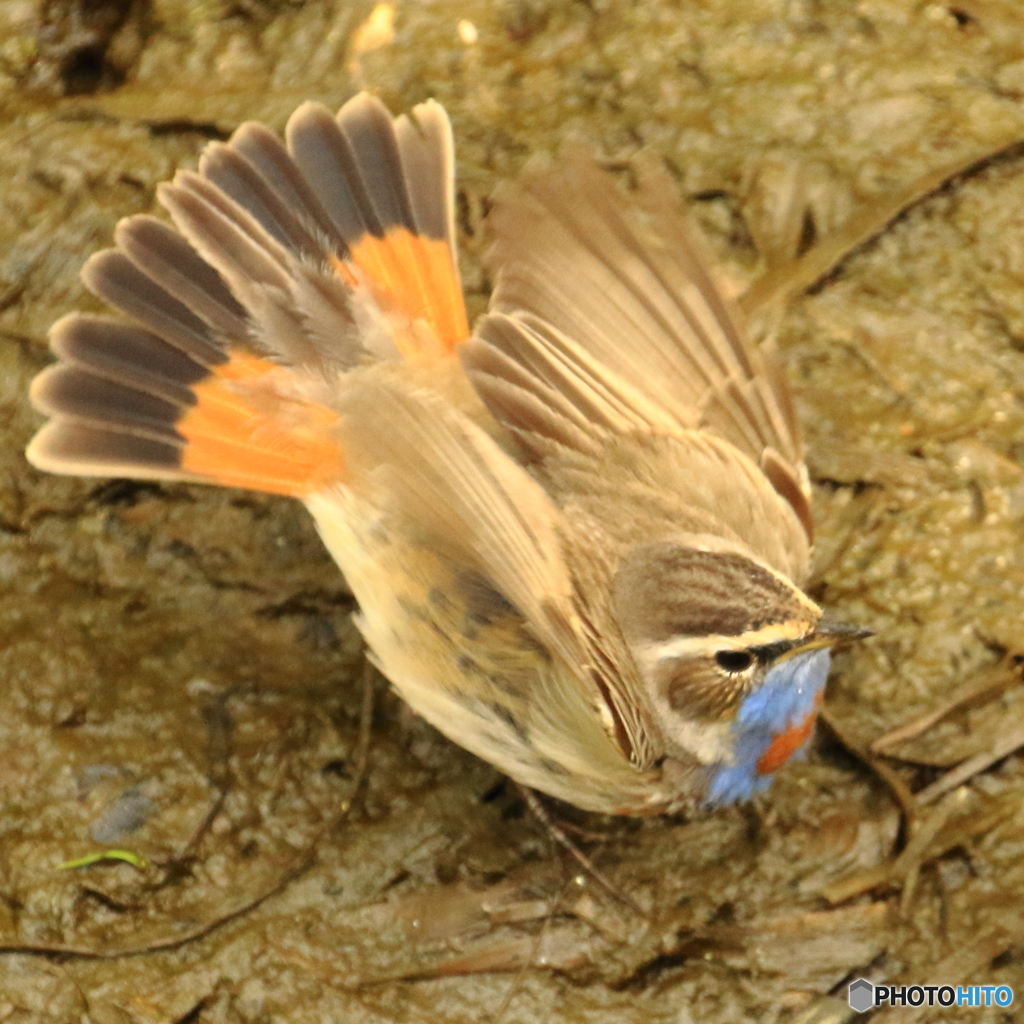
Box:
xmin=3 ymin=0 xmax=1024 ymax=1020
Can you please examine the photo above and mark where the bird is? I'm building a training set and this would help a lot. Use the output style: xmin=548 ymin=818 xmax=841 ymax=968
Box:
xmin=26 ymin=92 xmax=868 ymax=817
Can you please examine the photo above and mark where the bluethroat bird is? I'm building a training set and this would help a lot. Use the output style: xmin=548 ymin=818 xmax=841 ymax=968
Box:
xmin=27 ymin=94 xmax=868 ymax=816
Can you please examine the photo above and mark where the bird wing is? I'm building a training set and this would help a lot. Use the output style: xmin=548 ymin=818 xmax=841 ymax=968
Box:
xmin=462 ymin=145 xmax=813 ymax=542
xmin=338 ymin=374 xmax=664 ymax=780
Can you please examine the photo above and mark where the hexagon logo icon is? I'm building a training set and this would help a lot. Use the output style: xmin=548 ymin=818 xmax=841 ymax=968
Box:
xmin=849 ymin=979 xmax=874 ymax=1013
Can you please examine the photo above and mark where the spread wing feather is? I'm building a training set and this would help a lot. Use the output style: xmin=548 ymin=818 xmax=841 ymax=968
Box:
xmin=463 ymin=147 xmax=811 ymax=539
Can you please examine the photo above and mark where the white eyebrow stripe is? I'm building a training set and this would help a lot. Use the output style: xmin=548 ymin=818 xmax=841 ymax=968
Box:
xmin=634 ymin=621 xmax=813 ymax=668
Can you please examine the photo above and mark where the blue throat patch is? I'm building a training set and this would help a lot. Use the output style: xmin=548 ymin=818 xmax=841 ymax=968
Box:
xmin=705 ymin=647 xmax=832 ymax=806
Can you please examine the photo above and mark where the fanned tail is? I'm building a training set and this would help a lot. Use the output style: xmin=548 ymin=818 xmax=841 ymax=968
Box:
xmin=27 ymin=93 xmax=469 ymax=496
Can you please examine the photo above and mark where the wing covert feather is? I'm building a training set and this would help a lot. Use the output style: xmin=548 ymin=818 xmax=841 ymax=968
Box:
xmin=339 ymin=377 xmax=581 ymax=663
xmin=338 ymin=377 xmax=665 ymax=768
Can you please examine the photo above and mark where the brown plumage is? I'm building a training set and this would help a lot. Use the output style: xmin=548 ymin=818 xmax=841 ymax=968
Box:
xmin=26 ymin=93 xmax=865 ymax=816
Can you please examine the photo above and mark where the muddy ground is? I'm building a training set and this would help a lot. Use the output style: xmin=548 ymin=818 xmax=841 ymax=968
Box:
xmin=2 ymin=0 xmax=1024 ymax=1020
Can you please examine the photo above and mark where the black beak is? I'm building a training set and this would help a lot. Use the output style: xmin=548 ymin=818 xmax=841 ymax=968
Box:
xmin=814 ymin=618 xmax=875 ymax=646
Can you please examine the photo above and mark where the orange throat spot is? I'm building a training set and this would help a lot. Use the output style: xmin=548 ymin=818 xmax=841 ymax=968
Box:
xmin=756 ymin=692 xmax=824 ymax=776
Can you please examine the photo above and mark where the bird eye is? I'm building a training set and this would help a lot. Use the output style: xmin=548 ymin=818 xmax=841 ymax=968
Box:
xmin=715 ymin=650 xmax=753 ymax=673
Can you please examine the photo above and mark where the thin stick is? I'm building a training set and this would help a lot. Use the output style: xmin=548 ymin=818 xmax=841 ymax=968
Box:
xmin=517 ymin=784 xmax=645 ymax=917
xmin=818 ymin=708 xmax=918 ymax=829
xmin=871 ymin=661 xmax=1018 ymax=754
xmin=916 ymin=721 xmax=1024 ymax=805
xmin=740 ymin=135 xmax=1024 ymax=316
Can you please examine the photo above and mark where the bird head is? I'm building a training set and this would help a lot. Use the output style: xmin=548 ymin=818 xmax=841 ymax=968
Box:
xmin=613 ymin=537 xmax=870 ymax=805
